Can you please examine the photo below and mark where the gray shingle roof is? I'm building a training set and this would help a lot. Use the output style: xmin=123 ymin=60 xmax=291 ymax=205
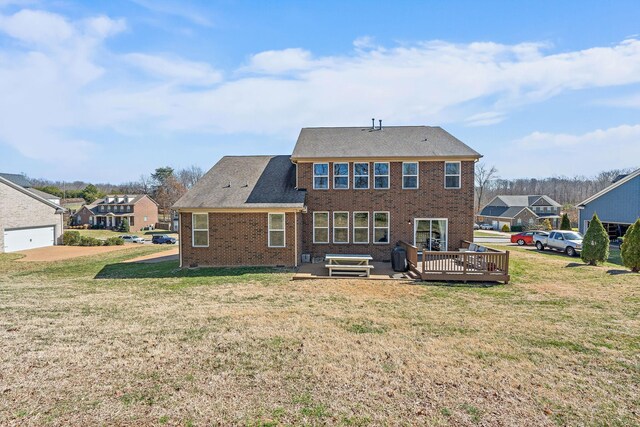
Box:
xmin=95 ymin=195 xmax=147 ymax=205
xmin=0 ymin=173 xmax=31 ymax=187
xmin=27 ymin=188 xmax=59 ymax=200
xmin=479 ymin=206 xmax=530 ymax=218
xmin=496 ymin=195 xmax=561 ymax=207
xmin=173 ymin=155 xmax=306 ymax=209
xmin=291 ymin=126 xmax=481 ymax=159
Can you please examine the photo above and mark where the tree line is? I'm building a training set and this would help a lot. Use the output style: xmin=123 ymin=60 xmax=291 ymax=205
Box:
xmin=475 ymin=163 xmax=637 ymax=209
xmin=27 ymin=166 xmax=203 ymax=219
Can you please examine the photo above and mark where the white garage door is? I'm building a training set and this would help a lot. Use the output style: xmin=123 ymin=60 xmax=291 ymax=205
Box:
xmin=4 ymin=226 xmax=55 ymax=253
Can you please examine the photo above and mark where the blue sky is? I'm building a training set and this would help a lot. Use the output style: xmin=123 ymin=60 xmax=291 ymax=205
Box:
xmin=1 ymin=0 xmax=640 ymax=183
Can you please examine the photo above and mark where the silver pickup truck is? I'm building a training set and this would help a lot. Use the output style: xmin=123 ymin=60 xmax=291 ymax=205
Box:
xmin=533 ymin=230 xmax=583 ymax=257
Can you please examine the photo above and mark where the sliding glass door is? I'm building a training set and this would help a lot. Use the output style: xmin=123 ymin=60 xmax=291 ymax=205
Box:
xmin=414 ymin=218 xmax=448 ymax=251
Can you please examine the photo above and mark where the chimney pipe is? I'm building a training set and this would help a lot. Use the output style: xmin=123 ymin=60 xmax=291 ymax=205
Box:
xmin=371 ymin=118 xmax=375 ymax=129
xmin=379 ymin=119 xmax=382 ymax=130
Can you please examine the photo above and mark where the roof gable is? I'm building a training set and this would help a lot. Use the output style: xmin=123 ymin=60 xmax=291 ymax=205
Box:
xmin=291 ymin=126 xmax=481 ymax=160
xmin=0 ymin=176 xmax=65 ymax=211
xmin=0 ymin=173 xmax=31 ymax=187
xmin=578 ymin=167 xmax=640 ymax=207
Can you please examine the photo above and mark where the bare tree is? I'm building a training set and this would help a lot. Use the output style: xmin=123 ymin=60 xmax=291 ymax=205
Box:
xmin=177 ymin=165 xmax=204 ymax=189
xmin=475 ymin=162 xmax=498 ymax=212
xmin=154 ymin=175 xmax=187 ymax=221
xmin=139 ymin=174 xmax=151 ymax=194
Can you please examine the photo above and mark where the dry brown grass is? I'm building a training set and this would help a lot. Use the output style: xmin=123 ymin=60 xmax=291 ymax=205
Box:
xmin=0 ymin=246 xmax=638 ymax=426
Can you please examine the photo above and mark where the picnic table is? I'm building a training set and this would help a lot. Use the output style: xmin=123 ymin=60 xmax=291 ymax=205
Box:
xmin=325 ymin=254 xmax=374 ymax=277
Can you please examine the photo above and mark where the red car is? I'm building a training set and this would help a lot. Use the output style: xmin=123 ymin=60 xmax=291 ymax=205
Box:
xmin=511 ymin=231 xmax=548 ymax=246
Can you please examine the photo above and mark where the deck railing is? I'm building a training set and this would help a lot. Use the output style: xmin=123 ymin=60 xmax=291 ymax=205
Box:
xmin=398 ymin=240 xmax=510 ymax=283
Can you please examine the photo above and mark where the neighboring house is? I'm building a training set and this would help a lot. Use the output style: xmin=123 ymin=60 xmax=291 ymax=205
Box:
xmin=173 ymin=124 xmax=481 ymax=267
xmin=0 ymin=174 xmax=65 ymax=253
xmin=477 ymin=195 xmax=562 ymax=230
xmin=577 ymin=167 xmax=640 ymax=238
xmin=73 ymin=195 xmax=159 ymax=230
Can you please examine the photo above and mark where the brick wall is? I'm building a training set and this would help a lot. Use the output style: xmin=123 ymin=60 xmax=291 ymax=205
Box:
xmin=132 ymin=196 xmax=159 ymax=229
xmin=180 ymin=211 xmax=297 ymax=267
xmin=298 ymin=160 xmax=475 ymax=261
xmin=0 ymin=182 xmax=64 ymax=252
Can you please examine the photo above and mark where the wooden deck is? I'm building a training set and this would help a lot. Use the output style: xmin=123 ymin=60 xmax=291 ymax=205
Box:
xmin=399 ymin=240 xmax=510 ymax=283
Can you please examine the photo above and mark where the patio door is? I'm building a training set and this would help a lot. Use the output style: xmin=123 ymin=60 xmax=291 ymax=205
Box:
xmin=414 ymin=219 xmax=448 ymax=251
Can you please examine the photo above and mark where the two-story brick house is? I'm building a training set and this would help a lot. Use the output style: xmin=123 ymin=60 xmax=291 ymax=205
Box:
xmin=73 ymin=195 xmax=159 ymax=230
xmin=174 ymin=124 xmax=481 ymax=267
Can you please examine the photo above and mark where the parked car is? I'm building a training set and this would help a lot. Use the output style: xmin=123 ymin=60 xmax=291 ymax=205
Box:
xmin=121 ymin=235 xmax=145 ymax=243
xmin=152 ymin=234 xmax=177 ymax=244
xmin=473 ymin=223 xmax=480 ymax=230
xmin=480 ymin=223 xmax=493 ymax=230
xmin=510 ymin=231 xmax=548 ymax=246
xmin=533 ymin=230 xmax=583 ymax=257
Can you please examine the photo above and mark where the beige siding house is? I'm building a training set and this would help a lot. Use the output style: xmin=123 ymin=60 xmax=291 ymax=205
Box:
xmin=0 ymin=175 xmax=65 ymax=253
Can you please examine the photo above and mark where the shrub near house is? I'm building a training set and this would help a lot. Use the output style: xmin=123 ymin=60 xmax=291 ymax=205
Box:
xmin=621 ymin=218 xmax=640 ymax=272
xmin=581 ymin=214 xmax=609 ymax=266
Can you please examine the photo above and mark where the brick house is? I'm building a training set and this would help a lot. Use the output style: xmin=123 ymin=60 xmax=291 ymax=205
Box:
xmin=174 ymin=124 xmax=481 ymax=267
xmin=73 ymin=195 xmax=159 ymax=230
xmin=477 ymin=195 xmax=562 ymax=230
xmin=1 ymin=174 xmax=65 ymax=253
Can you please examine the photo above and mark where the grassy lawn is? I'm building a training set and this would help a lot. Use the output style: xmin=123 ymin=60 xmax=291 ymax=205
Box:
xmin=0 ymin=248 xmax=638 ymax=425
xmin=76 ymin=229 xmax=178 ymax=240
xmin=473 ymin=230 xmax=509 ymax=238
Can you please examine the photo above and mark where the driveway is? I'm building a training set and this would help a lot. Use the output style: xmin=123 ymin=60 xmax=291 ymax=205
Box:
xmin=16 ymin=244 xmax=136 ymax=262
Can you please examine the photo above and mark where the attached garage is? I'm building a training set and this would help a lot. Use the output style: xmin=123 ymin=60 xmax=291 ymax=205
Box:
xmin=3 ymin=226 xmax=55 ymax=253
xmin=0 ymin=174 xmax=65 ymax=254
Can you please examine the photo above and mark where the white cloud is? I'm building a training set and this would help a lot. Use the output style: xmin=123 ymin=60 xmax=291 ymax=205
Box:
xmin=597 ymin=92 xmax=640 ymax=108
xmin=244 ymin=48 xmax=317 ymax=74
xmin=464 ymin=111 xmax=506 ymax=127
xmin=130 ymin=0 xmax=213 ymax=27
xmin=0 ymin=9 xmax=74 ymax=45
xmin=124 ymin=53 xmax=222 ymax=85
xmin=3 ymin=6 xmax=640 ymax=176
xmin=497 ymin=124 xmax=640 ymax=177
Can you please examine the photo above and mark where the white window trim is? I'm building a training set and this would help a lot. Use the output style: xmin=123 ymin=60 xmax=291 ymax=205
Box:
xmin=333 ymin=211 xmax=349 ymax=244
xmin=373 ymin=162 xmax=390 ymax=190
xmin=402 ymin=162 xmax=419 ymax=189
xmin=413 ymin=218 xmax=448 ymax=251
xmin=313 ymin=211 xmax=330 ymax=244
xmin=353 ymin=162 xmax=369 ymax=190
xmin=313 ymin=162 xmax=329 ymax=190
xmin=444 ymin=161 xmax=461 ymax=189
xmin=353 ymin=211 xmax=370 ymax=244
xmin=191 ymin=213 xmax=209 ymax=248
xmin=268 ymin=213 xmax=286 ymax=248
xmin=373 ymin=211 xmax=390 ymax=244
xmin=333 ymin=162 xmax=349 ymax=190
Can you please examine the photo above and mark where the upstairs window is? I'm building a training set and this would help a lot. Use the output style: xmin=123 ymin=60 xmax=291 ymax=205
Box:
xmin=444 ymin=162 xmax=461 ymax=189
xmin=313 ymin=212 xmax=329 ymax=243
xmin=127 ymin=205 xmax=131 ymax=212
xmin=402 ymin=162 xmax=418 ymax=189
xmin=268 ymin=213 xmax=285 ymax=248
xmin=192 ymin=213 xmax=209 ymax=247
xmin=333 ymin=163 xmax=349 ymax=189
xmin=354 ymin=163 xmax=369 ymax=189
xmin=374 ymin=162 xmax=389 ymax=189
xmin=313 ymin=163 xmax=329 ymax=189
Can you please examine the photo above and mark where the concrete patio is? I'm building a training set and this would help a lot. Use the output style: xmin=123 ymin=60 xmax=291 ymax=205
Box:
xmin=293 ymin=261 xmax=413 ymax=280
